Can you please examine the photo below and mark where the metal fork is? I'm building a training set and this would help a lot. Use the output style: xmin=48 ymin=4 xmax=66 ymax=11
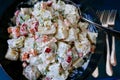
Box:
xmin=108 ymin=10 xmax=117 ymax=66
xmin=92 ymin=10 xmax=104 ymax=78
xmin=96 ymin=10 xmax=113 ymax=76
xmin=103 ymin=10 xmax=113 ymax=76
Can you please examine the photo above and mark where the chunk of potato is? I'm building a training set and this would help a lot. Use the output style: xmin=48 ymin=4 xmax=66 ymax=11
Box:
xmin=5 ymin=48 xmax=19 ymax=61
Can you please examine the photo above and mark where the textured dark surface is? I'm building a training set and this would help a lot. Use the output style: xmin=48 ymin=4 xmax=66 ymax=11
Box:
xmin=87 ymin=0 xmax=120 ymax=79
xmin=0 ymin=0 xmax=120 ymax=80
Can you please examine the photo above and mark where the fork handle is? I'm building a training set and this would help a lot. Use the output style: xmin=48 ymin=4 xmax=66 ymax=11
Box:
xmin=92 ymin=66 xmax=99 ymax=78
xmin=106 ymin=34 xmax=113 ymax=76
xmin=110 ymin=36 xmax=117 ymax=66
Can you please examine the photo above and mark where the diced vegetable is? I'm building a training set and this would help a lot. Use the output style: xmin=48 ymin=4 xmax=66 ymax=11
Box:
xmin=45 ymin=47 xmax=51 ymax=53
xmin=66 ymin=56 xmax=72 ymax=63
xmin=22 ymin=52 xmax=29 ymax=61
xmin=20 ymin=23 xmax=28 ymax=36
xmin=10 ymin=27 xmax=20 ymax=38
xmin=30 ymin=21 xmax=39 ymax=34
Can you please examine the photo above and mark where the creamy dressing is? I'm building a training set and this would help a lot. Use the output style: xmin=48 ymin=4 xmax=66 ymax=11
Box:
xmin=5 ymin=0 xmax=98 ymax=80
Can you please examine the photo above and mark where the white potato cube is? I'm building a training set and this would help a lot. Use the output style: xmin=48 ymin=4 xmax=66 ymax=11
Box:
xmin=7 ymin=36 xmax=25 ymax=48
xmin=23 ymin=65 xmax=40 ymax=80
xmin=65 ymin=28 xmax=78 ymax=41
xmin=87 ymin=31 xmax=98 ymax=44
xmin=55 ymin=20 xmax=68 ymax=39
xmin=57 ymin=42 xmax=70 ymax=58
xmin=5 ymin=48 xmax=19 ymax=61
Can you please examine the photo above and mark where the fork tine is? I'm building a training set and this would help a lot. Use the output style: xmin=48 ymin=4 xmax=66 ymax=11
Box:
xmin=101 ymin=10 xmax=109 ymax=27
xmin=106 ymin=10 xmax=111 ymax=25
xmin=100 ymin=10 xmax=105 ymax=22
xmin=96 ymin=10 xmax=102 ymax=19
xmin=108 ymin=10 xmax=117 ymax=25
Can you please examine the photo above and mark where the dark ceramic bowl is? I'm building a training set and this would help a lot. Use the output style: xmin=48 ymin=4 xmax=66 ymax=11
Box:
xmin=0 ymin=0 xmax=105 ymax=80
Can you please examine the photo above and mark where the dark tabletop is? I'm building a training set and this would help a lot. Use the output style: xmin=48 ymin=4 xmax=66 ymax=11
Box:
xmin=0 ymin=0 xmax=120 ymax=80
xmin=88 ymin=0 xmax=120 ymax=79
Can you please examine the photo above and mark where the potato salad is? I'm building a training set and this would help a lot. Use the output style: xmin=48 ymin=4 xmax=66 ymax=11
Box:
xmin=5 ymin=0 xmax=98 ymax=80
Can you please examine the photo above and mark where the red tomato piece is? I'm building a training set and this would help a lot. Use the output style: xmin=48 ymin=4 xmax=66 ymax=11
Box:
xmin=45 ymin=48 xmax=51 ymax=53
xmin=7 ymin=27 xmax=12 ymax=33
xmin=20 ymin=23 xmax=28 ymax=36
xmin=12 ymin=27 xmax=20 ymax=37
xmin=22 ymin=52 xmax=29 ymax=61
xmin=30 ymin=22 xmax=38 ymax=34
xmin=67 ymin=56 xmax=72 ymax=63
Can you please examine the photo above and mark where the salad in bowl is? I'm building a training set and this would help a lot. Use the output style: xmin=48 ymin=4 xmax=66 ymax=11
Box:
xmin=5 ymin=0 xmax=98 ymax=80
